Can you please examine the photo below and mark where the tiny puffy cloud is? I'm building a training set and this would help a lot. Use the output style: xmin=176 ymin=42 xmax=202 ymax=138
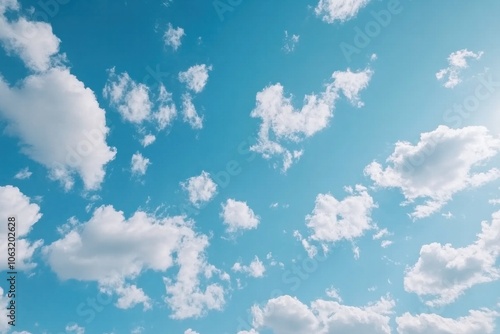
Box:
xmin=178 ymin=64 xmax=213 ymax=94
xmin=164 ymin=23 xmax=185 ymax=51
xmin=221 ymin=199 xmax=260 ymax=235
xmin=181 ymin=171 xmax=218 ymax=207
xmin=315 ymin=0 xmax=371 ymax=23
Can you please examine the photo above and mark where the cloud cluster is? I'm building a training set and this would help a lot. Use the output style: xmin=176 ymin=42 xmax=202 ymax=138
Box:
xmin=43 ymin=205 xmax=227 ymax=318
xmin=103 ymin=68 xmax=177 ymax=129
xmin=404 ymin=210 xmax=500 ymax=306
xmin=177 ymin=64 xmax=213 ymax=129
xmin=365 ymin=125 xmax=500 ymax=219
xmin=282 ymin=31 xmax=300 ymax=54
xmin=396 ymin=310 xmax=499 ymax=334
xmin=250 ymin=68 xmax=372 ymax=171
xmin=249 ymin=294 xmax=394 ymax=334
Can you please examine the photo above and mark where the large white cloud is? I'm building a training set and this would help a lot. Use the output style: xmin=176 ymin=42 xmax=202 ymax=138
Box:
xmin=436 ymin=49 xmax=483 ymax=88
xmin=315 ymin=0 xmax=371 ymax=23
xmin=0 ymin=1 xmax=116 ymax=191
xmin=179 ymin=64 xmax=212 ymax=94
xmin=404 ymin=210 xmax=500 ymax=306
xmin=305 ymin=185 xmax=376 ymax=246
xmin=0 ymin=0 xmax=61 ymax=71
xmin=0 ymin=185 xmax=43 ymax=270
xmin=0 ymin=68 xmax=116 ymax=190
xmin=220 ymin=199 xmax=260 ymax=234
xmin=43 ymin=205 xmax=227 ymax=317
xmin=396 ymin=309 xmax=499 ymax=334
xmin=181 ymin=171 xmax=217 ymax=207
xmin=250 ymin=68 xmax=372 ymax=171
xmin=365 ymin=125 xmax=500 ymax=219
xmin=249 ymin=294 xmax=394 ymax=334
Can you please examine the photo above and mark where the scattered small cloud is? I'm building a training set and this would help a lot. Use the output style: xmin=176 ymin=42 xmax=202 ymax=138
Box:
xmin=131 ymin=152 xmax=151 ymax=176
xmin=436 ymin=49 xmax=484 ymax=88
xmin=164 ymin=23 xmax=185 ymax=51
xmin=14 ymin=167 xmax=32 ymax=180
xmin=282 ymin=30 xmax=300 ymax=54
xmin=232 ymin=256 xmax=266 ymax=278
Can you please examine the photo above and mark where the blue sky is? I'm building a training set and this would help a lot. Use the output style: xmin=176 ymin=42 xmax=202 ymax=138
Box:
xmin=1 ymin=0 xmax=500 ymax=333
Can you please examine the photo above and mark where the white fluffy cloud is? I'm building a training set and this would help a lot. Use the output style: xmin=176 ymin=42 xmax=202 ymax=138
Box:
xmin=0 ymin=0 xmax=61 ymax=71
xmin=103 ymin=68 xmax=152 ymax=124
xmin=131 ymin=152 xmax=151 ymax=176
xmin=181 ymin=93 xmax=203 ymax=129
xmin=404 ymin=210 xmax=500 ymax=306
xmin=103 ymin=70 xmax=177 ymax=135
xmin=0 ymin=2 xmax=115 ymax=191
xmin=0 ymin=185 xmax=43 ymax=271
xmin=0 ymin=67 xmax=116 ymax=191
xmin=181 ymin=171 xmax=217 ymax=207
xmin=232 ymin=256 xmax=266 ymax=278
xmin=436 ymin=49 xmax=484 ymax=88
xmin=250 ymin=68 xmax=372 ymax=171
xmin=43 ymin=205 xmax=226 ymax=317
xmin=249 ymin=294 xmax=394 ymax=334
xmin=365 ymin=125 xmax=500 ymax=219
xmin=179 ymin=64 xmax=212 ymax=94
xmin=315 ymin=0 xmax=371 ymax=23
xmin=164 ymin=23 xmax=184 ymax=51
xmin=305 ymin=185 xmax=376 ymax=248
xmin=220 ymin=199 xmax=260 ymax=234
xmin=396 ymin=309 xmax=499 ymax=334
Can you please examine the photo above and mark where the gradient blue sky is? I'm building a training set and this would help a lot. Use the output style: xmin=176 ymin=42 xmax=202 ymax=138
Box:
xmin=1 ymin=0 xmax=500 ymax=333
